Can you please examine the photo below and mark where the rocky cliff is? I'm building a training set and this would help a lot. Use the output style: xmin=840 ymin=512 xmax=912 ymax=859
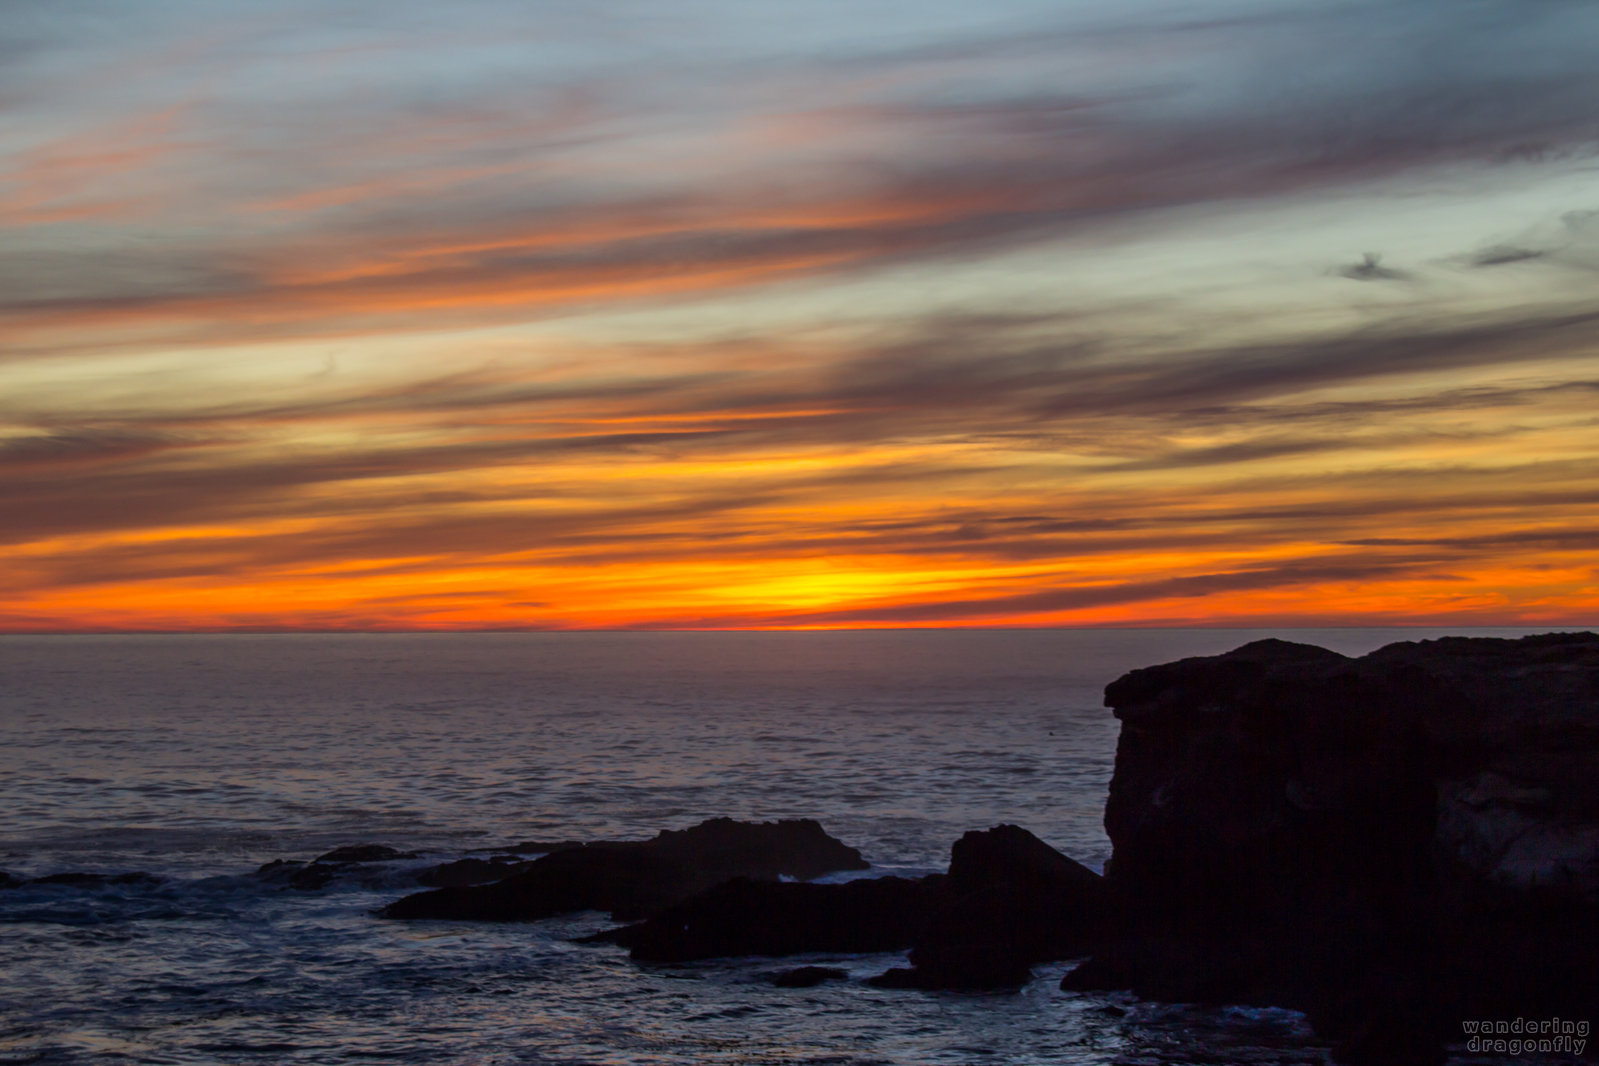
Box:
xmin=1064 ymin=632 xmax=1599 ymax=1065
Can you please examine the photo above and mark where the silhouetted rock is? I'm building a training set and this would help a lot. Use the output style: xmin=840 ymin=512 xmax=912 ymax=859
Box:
xmin=255 ymin=850 xmax=420 ymax=891
xmin=863 ymin=967 xmax=921 ymax=989
xmin=470 ymin=840 xmax=586 ymax=856
xmin=1065 ymin=632 xmax=1599 ymax=1066
xmin=30 ymin=871 xmax=162 ymax=887
xmin=770 ymin=965 xmax=849 ymax=988
xmin=254 ymin=859 xmax=343 ymax=890
xmin=589 ymin=823 xmax=1103 ymax=986
xmin=592 ymin=875 xmax=945 ymax=961
xmin=0 ymin=871 xmax=21 ymax=889
xmin=870 ymin=825 xmax=1104 ymax=989
xmin=381 ymin=818 xmax=869 ymax=922
xmin=416 ymin=856 xmax=533 ymax=887
xmin=313 ymin=844 xmax=417 ymax=864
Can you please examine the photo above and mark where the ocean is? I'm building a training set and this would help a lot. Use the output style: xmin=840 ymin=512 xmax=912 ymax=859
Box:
xmin=0 ymin=629 xmax=1568 ymax=1065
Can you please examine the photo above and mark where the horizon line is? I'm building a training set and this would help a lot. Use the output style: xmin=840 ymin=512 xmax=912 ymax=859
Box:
xmin=3 ymin=623 xmax=1594 ymax=636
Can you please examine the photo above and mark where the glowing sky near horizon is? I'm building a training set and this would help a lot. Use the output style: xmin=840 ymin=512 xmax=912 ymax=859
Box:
xmin=3 ymin=0 xmax=1598 ymax=630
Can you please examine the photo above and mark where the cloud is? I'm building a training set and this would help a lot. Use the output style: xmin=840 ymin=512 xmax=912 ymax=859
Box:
xmin=794 ymin=556 xmax=1448 ymax=624
xmin=1339 ymin=253 xmax=1408 ymax=281
xmin=6 ymin=301 xmax=1596 ymax=550
xmin=1469 ymin=246 xmax=1547 ymax=268
xmin=0 ymin=428 xmax=184 ymax=467
xmin=7 ymin=1 xmax=1599 ymax=353
xmin=6 ymin=1 xmax=1599 ymax=628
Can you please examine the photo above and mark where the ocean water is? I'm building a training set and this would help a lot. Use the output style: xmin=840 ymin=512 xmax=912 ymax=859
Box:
xmin=0 ymin=628 xmax=1570 ymax=1065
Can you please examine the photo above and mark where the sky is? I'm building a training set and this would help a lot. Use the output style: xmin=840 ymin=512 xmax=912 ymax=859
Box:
xmin=2 ymin=0 xmax=1598 ymax=631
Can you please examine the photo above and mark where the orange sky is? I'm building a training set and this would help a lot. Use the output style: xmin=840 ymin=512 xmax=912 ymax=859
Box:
xmin=3 ymin=1 xmax=1598 ymax=630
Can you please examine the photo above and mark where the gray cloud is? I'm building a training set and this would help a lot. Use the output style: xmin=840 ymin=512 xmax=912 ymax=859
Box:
xmin=0 ymin=428 xmax=183 ymax=466
xmin=7 ymin=0 xmax=1599 ymax=345
xmin=1469 ymin=246 xmax=1546 ymax=268
xmin=1339 ymin=253 xmax=1408 ymax=281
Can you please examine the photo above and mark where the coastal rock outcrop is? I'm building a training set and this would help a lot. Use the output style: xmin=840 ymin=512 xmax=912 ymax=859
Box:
xmin=415 ymin=856 xmax=535 ymax=887
xmin=313 ymin=844 xmax=417 ymax=864
xmin=591 ymin=822 xmax=1102 ymax=989
xmin=871 ymin=824 xmax=1104 ymax=989
xmin=20 ymin=871 xmax=163 ymax=888
xmin=381 ymin=817 xmax=868 ymax=922
xmin=1064 ymin=632 xmax=1599 ymax=1066
xmin=593 ymin=874 xmax=945 ymax=961
xmin=770 ymin=965 xmax=849 ymax=988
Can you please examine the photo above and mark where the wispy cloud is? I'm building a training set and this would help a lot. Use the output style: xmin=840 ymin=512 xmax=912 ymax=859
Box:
xmin=7 ymin=1 xmax=1599 ymax=353
xmin=4 ymin=0 xmax=1599 ymax=628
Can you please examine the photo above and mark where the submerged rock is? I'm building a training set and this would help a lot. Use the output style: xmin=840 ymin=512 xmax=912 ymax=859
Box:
xmin=29 ymin=871 xmax=162 ymax=887
xmin=470 ymin=840 xmax=586 ymax=856
xmin=381 ymin=817 xmax=869 ymax=922
xmin=313 ymin=844 xmax=418 ymax=864
xmin=1066 ymin=632 xmax=1599 ymax=1066
xmin=415 ymin=856 xmax=533 ymax=887
xmin=592 ymin=875 xmax=945 ymax=961
xmin=254 ymin=859 xmax=346 ymax=890
xmin=256 ymin=846 xmax=419 ymax=891
xmin=770 ymin=965 xmax=849 ymax=988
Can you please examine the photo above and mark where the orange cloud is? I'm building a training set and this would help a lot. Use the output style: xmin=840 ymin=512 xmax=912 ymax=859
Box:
xmin=0 ymin=104 xmax=193 ymax=226
xmin=0 ymin=182 xmax=1024 ymax=357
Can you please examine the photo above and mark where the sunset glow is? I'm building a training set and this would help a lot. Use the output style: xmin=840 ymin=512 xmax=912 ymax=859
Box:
xmin=4 ymin=0 xmax=1598 ymax=630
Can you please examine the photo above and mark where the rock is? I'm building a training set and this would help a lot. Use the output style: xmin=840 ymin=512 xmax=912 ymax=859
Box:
xmin=254 ymin=859 xmax=342 ymax=890
xmin=770 ymin=965 xmax=849 ymax=988
xmin=590 ymin=823 xmax=1103 ymax=984
xmin=381 ymin=818 xmax=868 ymax=922
xmin=644 ymin=817 xmax=869 ymax=883
xmin=313 ymin=844 xmax=417 ymax=864
xmin=384 ymin=842 xmax=677 ymax=921
xmin=416 ymin=856 xmax=533 ymax=887
xmin=255 ymin=845 xmax=421 ymax=891
xmin=30 ymin=872 xmax=162 ymax=887
xmin=0 ymin=871 xmax=21 ymax=889
xmin=870 ymin=825 xmax=1104 ymax=990
xmin=863 ymin=967 xmax=921 ymax=989
xmin=591 ymin=875 xmax=946 ymax=961
xmin=1069 ymin=632 xmax=1599 ymax=1065
xmin=471 ymin=840 xmax=586 ymax=856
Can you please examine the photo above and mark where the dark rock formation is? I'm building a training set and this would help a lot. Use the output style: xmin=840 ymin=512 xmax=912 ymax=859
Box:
xmin=469 ymin=840 xmax=586 ymax=856
xmin=255 ymin=858 xmax=363 ymax=891
xmin=869 ymin=825 xmax=1104 ymax=989
xmin=257 ymin=847 xmax=526 ymax=891
xmin=1063 ymin=632 xmax=1599 ymax=1066
xmin=381 ymin=818 xmax=868 ymax=922
xmin=416 ymin=856 xmax=533 ymax=887
xmin=313 ymin=844 xmax=417 ymax=864
xmin=30 ymin=871 xmax=162 ymax=887
xmin=254 ymin=859 xmax=323 ymax=888
xmin=591 ymin=875 xmax=945 ymax=961
xmin=256 ymin=846 xmax=419 ymax=891
xmin=590 ymin=822 xmax=1102 ymax=989
xmin=253 ymin=843 xmax=421 ymax=891
xmin=0 ymin=871 xmax=22 ymax=889
xmin=770 ymin=965 xmax=849 ymax=988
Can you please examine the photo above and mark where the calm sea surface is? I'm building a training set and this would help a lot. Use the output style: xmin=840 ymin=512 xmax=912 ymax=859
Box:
xmin=0 ymin=629 xmax=1572 ymax=1065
